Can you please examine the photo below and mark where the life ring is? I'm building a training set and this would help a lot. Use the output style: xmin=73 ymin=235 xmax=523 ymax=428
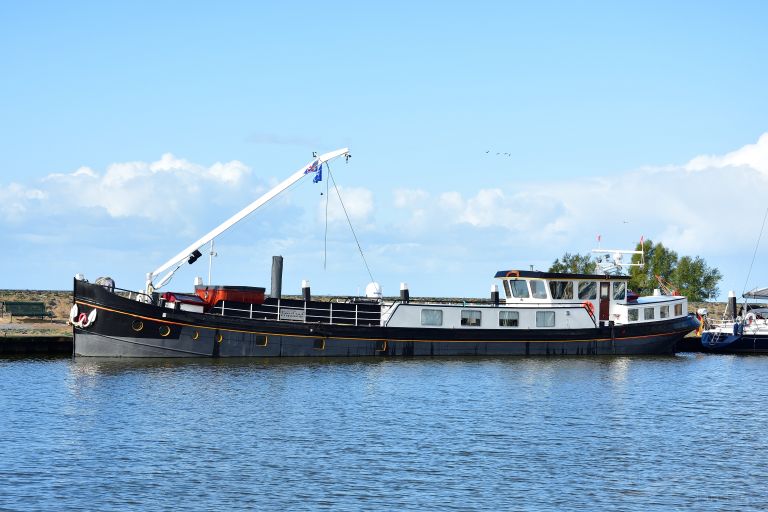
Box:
xmin=77 ymin=312 xmax=88 ymax=328
xmin=582 ymin=301 xmax=595 ymax=315
xmin=69 ymin=304 xmax=79 ymax=324
xmin=745 ymin=312 xmax=756 ymax=325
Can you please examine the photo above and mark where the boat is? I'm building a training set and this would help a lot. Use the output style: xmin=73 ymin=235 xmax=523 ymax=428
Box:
xmin=700 ymin=288 xmax=768 ymax=353
xmin=71 ymin=148 xmax=699 ymax=357
xmin=699 ymin=202 xmax=768 ymax=354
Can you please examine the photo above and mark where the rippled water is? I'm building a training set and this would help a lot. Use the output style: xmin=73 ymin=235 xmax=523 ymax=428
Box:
xmin=1 ymin=354 xmax=767 ymax=511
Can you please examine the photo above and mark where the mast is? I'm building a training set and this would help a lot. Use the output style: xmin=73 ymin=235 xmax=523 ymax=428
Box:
xmin=147 ymin=148 xmax=351 ymax=292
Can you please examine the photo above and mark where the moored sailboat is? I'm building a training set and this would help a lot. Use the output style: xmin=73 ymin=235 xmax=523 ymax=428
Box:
xmin=700 ymin=289 xmax=768 ymax=353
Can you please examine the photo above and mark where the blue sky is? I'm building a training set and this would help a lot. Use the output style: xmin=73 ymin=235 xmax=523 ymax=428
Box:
xmin=2 ymin=1 xmax=768 ymax=299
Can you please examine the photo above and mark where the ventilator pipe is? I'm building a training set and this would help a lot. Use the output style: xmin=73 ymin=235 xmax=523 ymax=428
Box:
xmin=271 ymin=256 xmax=284 ymax=299
xmin=491 ymin=284 xmax=500 ymax=306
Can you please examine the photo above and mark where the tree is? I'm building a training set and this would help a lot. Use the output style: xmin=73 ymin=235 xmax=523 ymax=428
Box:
xmin=549 ymin=252 xmax=596 ymax=274
xmin=672 ymin=255 xmax=722 ymax=302
xmin=629 ymin=240 xmax=678 ymax=295
xmin=628 ymin=239 xmax=721 ymax=300
xmin=550 ymin=240 xmax=722 ymax=300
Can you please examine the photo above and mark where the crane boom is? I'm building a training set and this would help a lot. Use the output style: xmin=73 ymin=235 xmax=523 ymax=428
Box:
xmin=147 ymin=147 xmax=350 ymax=291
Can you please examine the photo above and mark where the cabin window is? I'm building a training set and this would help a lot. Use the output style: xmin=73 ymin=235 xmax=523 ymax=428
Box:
xmin=461 ymin=309 xmax=482 ymax=326
xmin=628 ymin=309 xmax=639 ymax=322
xmin=502 ymin=280 xmax=511 ymax=299
xmin=549 ymin=281 xmax=573 ymax=300
xmin=613 ymin=282 xmax=626 ymax=300
xmin=421 ymin=309 xmax=443 ymax=326
xmin=509 ymin=280 xmax=530 ymax=298
xmin=674 ymin=303 xmax=683 ymax=316
xmin=499 ymin=310 xmax=519 ymax=327
xmin=578 ymin=282 xmax=597 ymax=300
xmin=530 ymin=280 xmax=548 ymax=299
xmin=536 ymin=311 xmax=555 ymax=327
xmin=644 ymin=307 xmax=655 ymax=320
xmin=660 ymin=305 xmax=669 ymax=319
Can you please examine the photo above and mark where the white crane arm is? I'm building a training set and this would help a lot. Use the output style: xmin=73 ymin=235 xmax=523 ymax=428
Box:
xmin=148 ymin=147 xmax=350 ymax=289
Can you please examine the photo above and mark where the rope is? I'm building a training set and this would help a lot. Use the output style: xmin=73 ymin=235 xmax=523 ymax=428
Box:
xmin=323 ymin=166 xmax=330 ymax=269
xmin=326 ymin=161 xmax=375 ymax=283
xmin=742 ymin=205 xmax=768 ymax=295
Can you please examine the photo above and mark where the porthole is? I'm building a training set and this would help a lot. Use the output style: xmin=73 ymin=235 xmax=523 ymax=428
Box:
xmin=131 ymin=320 xmax=144 ymax=332
xmin=216 ymin=333 xmax=223 ymax=343
xmin=192 ymin=330 xmax=200 ymax=340
xmin=375 ymin=340 xmax=387 ymax=352
xmin=313 ymin=338 xmax=325 ymax=350
xmin=159 ymin=325 xmax=171 ymax=337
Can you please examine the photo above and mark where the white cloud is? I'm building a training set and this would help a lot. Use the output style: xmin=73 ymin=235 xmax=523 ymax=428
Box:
xmin=149 ymin=153 xmax=194 ymax=173
xmin=685 ymin=132 xmax=768 ymax=174
xmin=323 ymin=186 xmax=374 ymax=225
xmin=386 ymin=133 xmax=768 ymax=259
xmin=393 ymin=188 xmax=429 ymax=207
xmin=209 ymin=161 xmax=250 ymax=184
xmin=0 ymin=183 xmax=47 ymax=221
xmin=31 ymin=153 xmax=252 ymax=221
xmin=5 ymin=135 xmax=768 ymax=297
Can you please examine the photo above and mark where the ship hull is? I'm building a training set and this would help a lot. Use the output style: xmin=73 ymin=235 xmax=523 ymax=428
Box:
xmin=701 ymin=331 xmax=768 ymax=354
xmin=73 ymin=281 xmax=698 ymax=358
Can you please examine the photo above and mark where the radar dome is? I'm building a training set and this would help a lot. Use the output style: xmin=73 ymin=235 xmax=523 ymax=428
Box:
xmin=365 ymin=282 xmax=382 ymax=299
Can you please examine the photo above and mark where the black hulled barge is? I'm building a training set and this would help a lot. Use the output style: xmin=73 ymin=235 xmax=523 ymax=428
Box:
xmin=71 ymin=148 xmax=699 ymax=357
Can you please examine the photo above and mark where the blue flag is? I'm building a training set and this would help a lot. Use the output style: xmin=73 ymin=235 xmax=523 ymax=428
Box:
xmin=313 ymin=164 xmax=323 ymax=183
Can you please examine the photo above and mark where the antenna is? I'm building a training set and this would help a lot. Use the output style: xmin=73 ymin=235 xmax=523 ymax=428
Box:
xmin=591 ymin=248 xmax=644 ymax=274
xmin=207 ymin=239 xmax=217 ymax=285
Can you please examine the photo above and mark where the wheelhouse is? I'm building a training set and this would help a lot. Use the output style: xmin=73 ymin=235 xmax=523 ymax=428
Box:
xmin=493 ymin=270 xmax=688 ymax=326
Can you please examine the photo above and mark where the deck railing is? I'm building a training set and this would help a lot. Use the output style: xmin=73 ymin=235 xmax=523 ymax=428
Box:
xmin=105 ymin=284 xmax=383 ymax=327
xmin=214 ymin=299 xmax=382 ymax=327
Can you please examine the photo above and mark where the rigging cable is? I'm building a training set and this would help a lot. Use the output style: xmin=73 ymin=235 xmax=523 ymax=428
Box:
xmin=326 ymin=161 xmax=376 ymax=284
xmin=742 ymin=205 xmax=768 ymax=295
xmin=324 ymin=164 xmax=330 ymax=269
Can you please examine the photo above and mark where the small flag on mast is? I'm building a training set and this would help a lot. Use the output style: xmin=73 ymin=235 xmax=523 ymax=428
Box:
xmin=304 ymin=159 xmax=319 ymax=175
xmin=305 ymin=159 xmax=323 ymax=183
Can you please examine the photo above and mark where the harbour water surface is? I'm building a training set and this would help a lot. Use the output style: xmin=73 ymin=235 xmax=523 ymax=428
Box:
xmin=1 ymin=354 xmax=767 ymax=511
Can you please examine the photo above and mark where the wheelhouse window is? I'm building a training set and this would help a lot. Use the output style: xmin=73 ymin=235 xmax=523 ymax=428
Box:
xmin=660 ymin=305 xmax=669 ymax=319
xmin=502 ymin=280 xmax=511 ymax=299
xmin=536 ymin=311 xmax=555 ymax=327
xmin=628 ymin=309 xmax=639 ymax=322
xmin=509 ymin=280 xmax=530 ymax=298
xmin=613 ymin=282 xmax=627 ymax=301
xmin=549 ymin=281 xmax=574 ymax=300
xmin=674 ymin=303 xmax=682 ymax=316
xmin=421 ymin=309 xmax=443 ymax=326
xmin=461 ymin=309 xmax=482 ymax=326
xmin=644 ymin=307 xmax=655 ymax=320
xmin=530 ymin=280 xmax=548 ymax=299
xmin=578 ymin=281 xmax=597 ymax=300
xmin=499 ymin=310 xmax=519 ymax=327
